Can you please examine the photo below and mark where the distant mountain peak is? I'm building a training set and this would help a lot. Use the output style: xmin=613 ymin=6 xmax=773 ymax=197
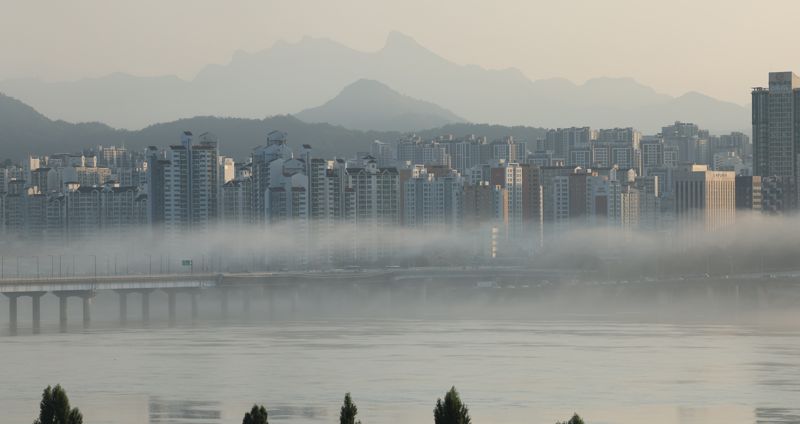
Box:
xmin=339 ymin=78 xmax=395 ymax=95
xmin=295 ymin=78 xmax=465 ymax=132
xmin=381 ymin=31 xmax=431 ymax=54
xmin=677 ymin=91 xmax=713 ymax=100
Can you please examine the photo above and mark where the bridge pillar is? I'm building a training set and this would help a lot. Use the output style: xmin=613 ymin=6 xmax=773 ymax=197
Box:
xmin=4 ymin=294 xmax=19 ymax=333
xmin=4 ymin=292 xmax=47 ymax=333
xmin=53 ymin=290 xmax=94 ymax=329
xmin=58 ymin=294 xmax=68 ymax=329
xmin=31 ymin=292 xmax=45 ymax=333
xmin=82 ymin=295 xmax=92 ymax=327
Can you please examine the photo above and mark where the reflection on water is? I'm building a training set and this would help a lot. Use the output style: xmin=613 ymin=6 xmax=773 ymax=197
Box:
xmin=149 ymin=398 xmax=221 ymax=423
xmin=0 ymin=319 xmax=798 ymax=424
xmin=755 ymin=408 xmax=800 ymax=424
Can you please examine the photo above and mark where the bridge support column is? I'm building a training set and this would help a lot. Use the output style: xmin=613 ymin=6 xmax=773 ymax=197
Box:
xmin=31 ymin=292 xmax=45 ymax=333
xmin=4 ymin=294 xmax=19 ymax=333
xmin=58 ymin=294 xmax=68 ymax=329
xmin=53 ymin=290 xmax=94 ymax=329
xmin=82 ymin=295 xmax=92 ymax=327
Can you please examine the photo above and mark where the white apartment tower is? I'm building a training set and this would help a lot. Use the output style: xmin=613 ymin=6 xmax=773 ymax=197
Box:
xmin=163 ymin=131 xmax=219 ymax=234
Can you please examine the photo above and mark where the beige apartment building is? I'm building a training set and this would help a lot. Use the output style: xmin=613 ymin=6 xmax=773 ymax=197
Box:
xmin=673 ymin=164 xmax=735 ymax=232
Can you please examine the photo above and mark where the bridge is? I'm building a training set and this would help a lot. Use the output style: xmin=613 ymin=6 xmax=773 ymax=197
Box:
xmin=0 ymin=266 xmax=574 ymax=332
xmin=0 ymin=274 xmax=217 ymax=332
xmin=2 ymin=266 xmax=797 ymax=333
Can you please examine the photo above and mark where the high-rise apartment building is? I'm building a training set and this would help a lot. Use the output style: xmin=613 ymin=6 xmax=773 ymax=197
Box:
xmin=370 ymin=140 xmax=395 ymax=167
xmin=752 ymin=72 xmax=800 ymax=177
xmin=546 ymin=127 xmax=595 ymax=159
xmin=396 ymin=137 xmax=451 ymax=168
xmin=163 ymin=131 xmax=219 ymax=234
xmin=442 ymin=137 xmax=483 ymax=174
xmin=347 ymin=160 xmax=400 ymax=262
xmin=634 ymin=176 xmax=661 ymax=231
xmin=251 ymin=131 xmax=293 ymax=223
xmin=735 ymin=176 xmax=762 ymax=211
xmin=145 ymin=146 xmax=168 ymax=226
xmin=462 ymin=182 xmax=498 ymax=259
xmin=760 ymin=176 xmax=798 ymax=214
xmin=403 ymin=166 xmax=463 ymax=230
xmin=221 ymin=179 xmax=253 ymax=226
xmin=673 ymin=164 xmax=735 ymax=231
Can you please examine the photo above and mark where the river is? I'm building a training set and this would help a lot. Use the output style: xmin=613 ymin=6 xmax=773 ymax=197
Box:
xmin=1 ymin=315 xmax=799 ymax=424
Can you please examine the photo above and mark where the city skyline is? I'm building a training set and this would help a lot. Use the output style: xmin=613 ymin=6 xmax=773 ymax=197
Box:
xmin=0 ymin=110 xmax=757 ymax=268
xmin=4 ymin=4 xmax=800 ymax=424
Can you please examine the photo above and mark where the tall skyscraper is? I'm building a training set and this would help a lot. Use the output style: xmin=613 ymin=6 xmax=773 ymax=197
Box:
xmin=403 ymin=166 xmax=462 ymax=231
xmin=348 ymin=159 xmax=400 ymax=263
xmin=735 ymin=175 xmax=762 ymax=211
xmin=673 ymin=164 xmax=735 ymax=231
xmin=163 ymin=131 xmax=220 ymax=234
xmin=752 ymin=72 xmax=800 ymax=177
xmin=546 ymin=127 xmax=595 ymax=159
xmin=251 ymin=131 xmax=293 ymax=223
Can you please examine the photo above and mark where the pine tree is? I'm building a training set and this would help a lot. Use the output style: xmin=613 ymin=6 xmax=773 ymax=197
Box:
xmin=242 ymin=404 xmax=268 ymax=424
xmin=433 ymin=386 xmax=471 ymax=424
xmin=32 ymin=385 xmax=83 ymax=424
xmin=340 ymin=392 xmax=362 ymax=424
xmin=556 ymin=413 xmax=585 ymax=424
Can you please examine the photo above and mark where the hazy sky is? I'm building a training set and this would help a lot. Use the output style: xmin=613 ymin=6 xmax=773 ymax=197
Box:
xmin=2 ymin=0 xmax=797 ymax=105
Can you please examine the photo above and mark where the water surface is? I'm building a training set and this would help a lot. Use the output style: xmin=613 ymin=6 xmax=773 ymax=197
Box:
xmin=1 ymin=318 xmax=799 ymax=424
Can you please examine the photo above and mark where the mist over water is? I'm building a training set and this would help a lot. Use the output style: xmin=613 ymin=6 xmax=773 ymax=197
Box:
xmin=3 ymin=212 xmax=800 ymax=277
xmin=2 ymin=214 xmax=800 ymax=423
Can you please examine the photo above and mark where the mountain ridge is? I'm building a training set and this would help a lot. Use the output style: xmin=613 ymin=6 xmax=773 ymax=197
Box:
xmin=0 ymin=92 xmax=547 ymax=161
xmin=0 ymin=32 xmax=749 ymax=133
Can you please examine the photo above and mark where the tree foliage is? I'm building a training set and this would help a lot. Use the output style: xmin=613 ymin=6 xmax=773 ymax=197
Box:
xmin=434 ymin=386 xmax=471 ymax=424
xmin=340 ymin=392 xmax=362 ymax=424
xmin=556 ymin=413 xmax=585 ymax=424
xmin=32 ymin=385 xmax=83 ymax=424
xmin=242 ymin=404 xmax=268 ymax=424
